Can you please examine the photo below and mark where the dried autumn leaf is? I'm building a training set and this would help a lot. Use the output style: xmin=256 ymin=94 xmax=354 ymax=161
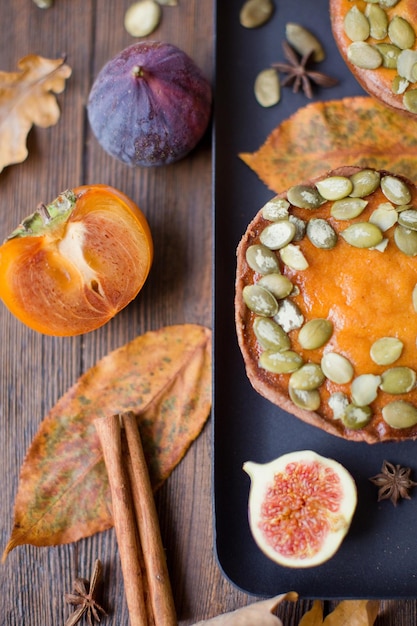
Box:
xmin=298 ymin=601 xmax=324 ymax=625
xmin=2 ymin=324 xmax=211 ymax=559
xmin=240 ymin=96 xmax=417 ymax=194
xmin=0 ymin=54 xmax=71 ymax=173
xmin=322 ymin=600 xmax=379 ymax=626
xmin=193 ymin=593 xmax=298 ymax=625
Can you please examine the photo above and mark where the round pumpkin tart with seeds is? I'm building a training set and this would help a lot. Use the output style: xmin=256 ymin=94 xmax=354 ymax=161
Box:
xmin=235 ymin=166 xmax=417 ymax=443
xmin=330 ymin=0 xmax=417 ymax=115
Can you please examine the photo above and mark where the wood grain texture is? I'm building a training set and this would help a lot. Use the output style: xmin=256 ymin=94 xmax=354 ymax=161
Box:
xmin=0 ymin=0 xmax=416 ymax=624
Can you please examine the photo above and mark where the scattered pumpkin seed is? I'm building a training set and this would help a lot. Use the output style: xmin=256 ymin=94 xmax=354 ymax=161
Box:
xmin=365 ymin=4 xmax=388 ymax=40
xmin=287 ymin=184 xmax=325 ymax=209
xmin=344 ymin=6 xmax=370 ymax=41
xmin=412 ymin=284 xmax=417 ymax=312
xmin=321 ymin=352 xmax=354 ymax=384
xmin=258 ymin=273 xmax=293 ymax=299
xmin=240 ymin=0 xmax=274 ymax=28
xmin=340 ymin=222 xmax=383 ymax=248
xmin=381 ymin=175 xmax=411 ymax=204
xmin=285 ymin=23 xmax=325 ymax=62
xmin=289 ymin=215 xmax=307 ymax=241
xmin=382 ymin=400 xmax=417 ymax=429
xmin=349 ymin=169 xmax=380 ymax=197
xmin=369 ymin=203 xmax=398 ymax=231
xmin=245 ymin=244 xmax=280 ymax=274
xmin=380 ymin=366 xmax=416 ymax=394
xmin=259 ymin=220 xmax=296 ymax=250
xmin=242 ymin=284 xmax=279 ymax=316
xmin=261 ymin=197 xmax=290 ymax=221
xmin=298 ymin=318 xmax=333 ymax=350
xmin=259 ymin=349 xmax=303 ymax=374
xmin=254 ymin=68 xmax=280 ymax=107
xmin=403 ymin=89 xmax=417 ymax=114
xmin=289 ymin=386 xmax=321 ymax=411
xmin=394 ymin=224 xmax=417 ymax=256
xmin=289 ymin=363 xmax=325 ymax=391
xmin=341 ymin=404 xmax=372 ymax=430
xmin=328 ymin=392 xmax=350 ymax=420
xmin=279 ymin=243 xmax=309 ymax=270
xmin=397 ymin=49 xmax=417 ymax=82
xmin=253 ymin=316 xmax=291 ymax=351
xmin=316 ymin=176 xmax=353 ymax=201
xmin=398 ymin=208 xmax=417 ymax=230
xmin=274 ymin=298 xmax=304 ymax=332
xmin=370 ymin=337 xmax=404 ymax=365
xmin=347 ymin=42 xmax=382 ymax=69
xmin=306 ymin=218 xmax=338 ymax=249
xmin=351 ymin=374 xmax=381 ymax=406
xmin=124 ymin=0 xmax=162 ymax=37
xmin=392 ymin=74 xmax=409 ymax=95
xmin=330 ymin=197 xmax=368 ymax=219
xmin=374 ymin=43 xmax=401 ymax=69
xmin=388 ymin=16 xmax=415 ymax=50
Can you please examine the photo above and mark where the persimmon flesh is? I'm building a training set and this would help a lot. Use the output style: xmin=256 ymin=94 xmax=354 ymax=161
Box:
xmin=0 ymin=184 xmax=153 ymax=336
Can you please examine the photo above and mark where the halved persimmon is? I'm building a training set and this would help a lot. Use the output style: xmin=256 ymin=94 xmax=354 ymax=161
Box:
xmin=0 ymin=184 xmax=153 ymax=336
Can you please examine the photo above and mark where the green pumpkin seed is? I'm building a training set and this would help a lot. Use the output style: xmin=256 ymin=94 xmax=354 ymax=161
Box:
xmin=369 ymin=203 xmax=398 ymax=231
xmin=382 ymin=400 xmax=417 ymax=429
xmin=124 ymin=0 xmax=162 ymax=37
xmin=258 ymin=273 xmax=293 ymax=299
xmin=289 ymin=387 xmax=321 ymax=411
xmin=289 ymin=215 xmax=307 ymax=241
xmin=392 ymin=74 xmax=409 ymax=95
xmin=328 ymin=392 xmax=349 ymax=420
xmin=344 ymin=6 xmax=370 ymax=41
xmin=315 ymin=176 xmax=353 ymax=201
xmin=381 ymin=175 xmax=412 ymax=204
xmin=341 ymin=404 xmax=372 ymax=430
xmin=259 ymin=220 xmax=296 ymax=250
xmin=331 ymin=197 xmax=368 ymax=219
xmin=380 ymin=366 xmax=416 ymax=394
xmin=397 ymin=49 xmax=417 ymax=81
xmin=285 ymin=23 xmax=325 ymax=62
xmin=321 ymin=352 xmax=354 ymax=384
xmin=259 ymin=349 xmax=303 ymax=374
xmin=280 ymin=243 xmax=309 ymax=270
xmin=240 ymin=0 xmax=274 ymax=28
xmin=274 ymin=298 xmax=304 ymax=332
xmin=365 ymin=4 xmax=388 ymax=40
xmin=242 ymin=284 xmax=279 ymax=316
xmin=306 ymin=218 xmax=338 ymax=249
xmin=347 ymin=42 xmax=382 ymax=69
xmin=374 ymin=43 xmax=401 ymax=68
xmin=341 ymin=222 xmax=383 ymax=248
xmin=349 ymin=169 xmax=381 ymax=198
xmin=412 ymin=284 xmax=417 ymax=312
xmin=394 ymin=224 xmax=417 ymax=256
xmin=262 ymin=197 xmax=290 ymax=221
xmin=289 ymin=363 xmax=325 ymax=391
xmin=298 ymin=318 xmax=334 ymax=350
xmin=254 ymin=68 xmax=280 ymax=107
xmin=398 ymin=209 xmax=417 ymax=230
xmin=403 ymin=89 xmax=417 ymax=114
xmin=388 ymin=16 xmax=415 ymax=50
xmin=370 ymin=337 xmax=403 ymax=365
xmin=253 ymin=316 xmax=291 ymax=351
xmin=379 ymin=0 xmax=401 ymax=7
xmin=245 ymin=244 xmax=280 ymax=274
xmin=351 ymin=374 xmax=381 ymax=406
xmin=287 ymin=184 xmax=325 ymax=209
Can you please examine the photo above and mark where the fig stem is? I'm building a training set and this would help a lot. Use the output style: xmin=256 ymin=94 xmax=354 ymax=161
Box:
xmin=132 ymin=65 xmax=145 ymax=78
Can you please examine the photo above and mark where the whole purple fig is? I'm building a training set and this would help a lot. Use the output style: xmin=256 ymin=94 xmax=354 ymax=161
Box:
xmin=87 ymin=41 xmax=212 ymax=167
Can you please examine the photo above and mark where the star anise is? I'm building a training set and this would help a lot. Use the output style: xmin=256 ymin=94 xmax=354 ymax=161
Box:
xmin=369 ymin=460 xmax=417 ymax=506
xmin=272 ymin=41 xmax=338 ymax=99
xmin=64 ymin=559 xmax=107 ymax=626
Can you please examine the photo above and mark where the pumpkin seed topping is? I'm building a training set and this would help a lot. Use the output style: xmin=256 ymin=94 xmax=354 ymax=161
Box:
xmin=287 ymin=185 xmax=325 ymax=209
xmin=381 ymin=175 xmax=412 ymax=204
xmin=365 ymin=4 xmax=388 ymax=40
xmin=240 ymin=0 xmax=274 ymax=28
xmin=403 ymin=89 xmax=417 ymax=114
xmin=315 ymin=176 xmax=353 ymax=201
xmin=382 ymin=400 xmax=417 ymax=429
xmin=392 ymin=74 xmax=409 ymax=94
xmin=321 ymin=352 xmax=354 ymax=384
xmin=259 ymin=349 xmax=303 ymax=374
xmin=375 ymin=43 xmax=401 ymax=69
xmin=348 ymin=42 xmax=382 ymax=69
xmin=289 ymin=215 xmax=307 ymax=241
xmin=258 ymin=273 xmax=293 ymax=299
xmin=351 ymin=374 xmax=381 ymax=406
xmin=279 ymin=243 xmax=309 ymax=270
xmin=397 ymin=49 xmax=417 ymax=82
xmin=289 ymin=387 xmax=321 ymax=411
xmin=380 ymin=366 xmax=416 ymax=394
xmin=274 ymin=299 xmax=304 ymax=332
xmin=393 ymin=224 xmax=417 ymax=256
xmin=246 ymin=244 xmax=280 ymax=274
xmin=262 ymin=197 xmax=290 ymax=221
xmin=285 ymin=23 xmax=325 ymax=62
xmin=349 ymin=169 xmax=381 ymax=197
xmin=341 ymin=404 xmax=372 ymax=430
xmin=379 ymin=0 xmax=401 ymax=7
xmin=289 ymin=363 xmax=325 ymax=391
xmin=370 ymin=337 xmax=404 ymax=365
xmin=330 ymin=197 xmax=368 ymax=220
xmin=341 ymin=222 xmax=383 ymax=248
xmin=398 ymin=208 xmax=417 ymax=230
xmin=344 ymin=6 xmax=370 ymax=41
xmin=259 ymin=220 xmax=296 ymax=250
xmin=254 ymin=68 xmax=281 ymax=107
xmin=412 ymin=284 xmax=417 ymax=312
xmin=306 ymin=218 xmax=338 ymax=249
xmin=369 ymin=203 xmax=398 ymax=231
xmin=242 ymin=284 xmax=279 ymax=316
xmin=328 ymin=392 xmax=350 ymax=420
xmin=253 ymin=316 xmax=291 ymax=351
xmin=298 ymin=318 xmax=334 ymax=350
xmin=388 ymin=16 xmax=415 ymax=50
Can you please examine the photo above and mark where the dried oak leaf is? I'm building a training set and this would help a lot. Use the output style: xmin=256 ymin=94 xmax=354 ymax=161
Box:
xmin=0 ymin=54 xmax=71 ymax=173
xmin=240 ymin=96 xmax=417 ymax=194
xmin=192 ymin=593 xmax=298 ymax=625
xmin=299 ymin=600 xmax=380 ymax=626
xmin=2 ymin=324 xmax=211 ymax=559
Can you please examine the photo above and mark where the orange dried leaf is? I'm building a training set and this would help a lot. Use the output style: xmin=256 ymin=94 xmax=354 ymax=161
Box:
xmin=299 ymin=600 xmax=324 ymax=625
xmin=193 ymin=593 xmax=298 ymax=625
xmin=2 ymin=324 xmax=211 ymax=559
xmin=240 ymin=96 xmax=417 ymax=193
xmin=0 ymin=54 xmax=71 ymax=173
xmin=322 ymin=600 xmax=380 ymax=626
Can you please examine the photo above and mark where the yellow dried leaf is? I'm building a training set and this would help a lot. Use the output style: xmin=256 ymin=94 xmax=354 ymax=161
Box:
xmin=299 ymin=600 xmax=324 ymax=625
xmin=193 ymin=593 xmax=298 ymax=625
xmin=322 ymin=600 xmax=380 ymax=626
xmin=0 ymin=55 xmax=71 ymax=173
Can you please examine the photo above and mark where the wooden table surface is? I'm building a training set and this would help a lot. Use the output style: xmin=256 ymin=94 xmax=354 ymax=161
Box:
xmin=0 ymin=0 xmax=417 ymax=624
